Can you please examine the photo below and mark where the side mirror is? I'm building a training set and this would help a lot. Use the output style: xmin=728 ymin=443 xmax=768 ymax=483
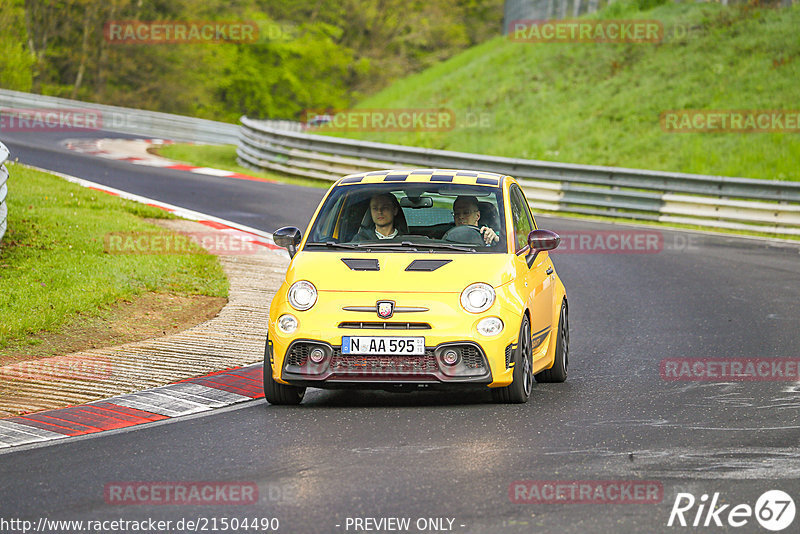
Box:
xmin=525 ymin=229 xmax=560 ymax=267
xmin=273 ymin=226 xmax=302 ymax=258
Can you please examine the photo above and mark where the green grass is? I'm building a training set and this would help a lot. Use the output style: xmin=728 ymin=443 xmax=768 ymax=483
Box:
xmin=329 ymin=2 xmax=800 ymax=181
xmin=154 ymin=144 xmax=332 ymax=189
xmin=0 ymin=164 xmax=228 ymax=349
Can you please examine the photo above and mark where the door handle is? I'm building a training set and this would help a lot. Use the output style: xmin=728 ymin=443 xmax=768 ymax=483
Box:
xmin=546 ymin=266 xmax=553 ymax=275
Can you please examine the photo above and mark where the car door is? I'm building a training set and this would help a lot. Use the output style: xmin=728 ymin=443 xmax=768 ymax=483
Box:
xmin=509 ymin=184 xmax=554 ymax=342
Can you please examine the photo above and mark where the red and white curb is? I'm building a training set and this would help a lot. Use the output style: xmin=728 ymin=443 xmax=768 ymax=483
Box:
xmin=0 ymin=364 xmax=264 ymax=449
xmin=62 ymin=138 xmax=276 ymax=184
xmin=0 ymin=166 xmax=288 ymax=450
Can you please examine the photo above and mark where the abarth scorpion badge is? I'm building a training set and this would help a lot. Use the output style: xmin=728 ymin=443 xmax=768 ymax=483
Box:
xmin=376 ymin=300 xmax=395 ymax=319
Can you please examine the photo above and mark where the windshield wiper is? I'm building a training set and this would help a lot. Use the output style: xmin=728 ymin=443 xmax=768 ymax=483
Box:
xmin=354 ymin=240 xmax=420 ymax=252
xmin=305 ymin=241 xmax=367 ymax=249
xmin=305 ymin=241 xmax=419 ymax=252
xmin=351 ymin=241 xmax=478 ymax=252
xmin=411 ymin=242 xmax=477 ymax=252
xmin=305 ymin=240 xmax=475 ymax=252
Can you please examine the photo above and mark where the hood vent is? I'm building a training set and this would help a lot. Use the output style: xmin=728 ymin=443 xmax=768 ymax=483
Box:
xmin=341 ymin=258 xmax=380 ymax=271
xmin=405 ymin=259 xmax=452 ymax=272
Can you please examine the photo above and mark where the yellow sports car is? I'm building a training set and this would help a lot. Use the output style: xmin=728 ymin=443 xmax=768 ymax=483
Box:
xmin=265 ymin=169 xmax=568 ymax=404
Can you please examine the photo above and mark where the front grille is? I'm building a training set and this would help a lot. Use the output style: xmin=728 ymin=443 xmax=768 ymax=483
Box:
xmin=286 ymin=343 xmax=311 ymax=366
xmin=505 ymin=343 xmax=513 ymax=368
xmin=338 ymin=322 xmax=431 ymax=330
xmin=330 ymin=349 xmax=438 ymax=375
xmin=460 ymin=345 xmax=486 ymax=369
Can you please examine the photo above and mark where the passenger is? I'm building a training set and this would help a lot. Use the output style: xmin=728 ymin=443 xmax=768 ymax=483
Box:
xmin=446 ymin=195 xmax=499 ymax=245
xmin=352 ymin=193 xmax=405 ymax=241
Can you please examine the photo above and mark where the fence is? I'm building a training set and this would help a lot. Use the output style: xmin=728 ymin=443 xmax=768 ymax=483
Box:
xmin=0 ymin=142 xmax=9 ymax=244
xmin=503 ymin=0 xmax=613 ymax=34
xmin=0 ymin=88 xmax=304 ymax=143
xmin=0 ymin=88 xmax=240 ymax=144
xmin=237 ymin=117 xmax=800 ymax=236
xmin=503 ymin=0 xmax=797 ymax=34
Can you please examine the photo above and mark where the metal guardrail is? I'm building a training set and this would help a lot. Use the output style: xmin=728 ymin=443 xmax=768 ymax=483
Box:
xmin=0 ymin=89 xmax=241 ymax=144
xmin=238 ymin=116 xmax=800 ymax=235
xmin=0 ymin=141 xmax=9 ymax=244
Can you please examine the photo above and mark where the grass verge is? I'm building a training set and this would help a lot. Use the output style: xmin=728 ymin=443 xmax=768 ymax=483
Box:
xmin=0 ymin=163 xmax=229 ymax=355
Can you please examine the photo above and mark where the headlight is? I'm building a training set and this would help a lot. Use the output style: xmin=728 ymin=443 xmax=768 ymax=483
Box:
xmin=277 ymin=314 xmax=298 ymax=334
xmin=477 ymin=317 xmax=504 ymax=336
xmin=460 ymin=282 xmax=495 ymax=313
xmin=288 ymin=280 xmax=317 ymax=311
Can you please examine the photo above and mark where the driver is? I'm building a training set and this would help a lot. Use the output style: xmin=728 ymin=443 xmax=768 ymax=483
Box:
xmin=352 ymin=193 xmax=404 ymax=241
xmin=449 ymin=195 xmax=499 ymax=245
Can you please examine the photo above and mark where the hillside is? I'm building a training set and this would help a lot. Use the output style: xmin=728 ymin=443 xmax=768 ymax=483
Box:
xmin=333 ymin=1 xmax=800 ymax=180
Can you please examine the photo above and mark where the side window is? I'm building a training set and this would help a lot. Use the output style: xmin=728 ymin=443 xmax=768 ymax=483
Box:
xmin=509 ymin=185 xmax=533 ymax=252
xmin=311 ymin=193 xmax=346 ymax=241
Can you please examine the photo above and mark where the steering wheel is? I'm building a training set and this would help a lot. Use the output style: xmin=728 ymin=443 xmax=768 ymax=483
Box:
xmin=442 ymin=225 xmax=487 ymax=246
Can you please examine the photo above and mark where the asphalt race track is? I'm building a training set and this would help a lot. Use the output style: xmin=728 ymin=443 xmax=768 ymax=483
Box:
xmin=1 ymin=130 xmax=799 ymax=533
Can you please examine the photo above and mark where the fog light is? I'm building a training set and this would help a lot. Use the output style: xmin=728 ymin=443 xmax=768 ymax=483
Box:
xmin=442 ymin=349 xmax=460 ymax=366
xmin=277 ymin=314 xmax=298 ymax=334
xmin=477 ymin=317 xmax=504 ymax=336
xmin=309 ymin=347 xmax=325 ymax=364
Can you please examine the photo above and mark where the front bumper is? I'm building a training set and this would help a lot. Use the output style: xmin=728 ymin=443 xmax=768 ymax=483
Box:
xmin=268 ymin=290 xmax=521 ymax=388
xmin=277 ymin=338 xmax=494 ymax=385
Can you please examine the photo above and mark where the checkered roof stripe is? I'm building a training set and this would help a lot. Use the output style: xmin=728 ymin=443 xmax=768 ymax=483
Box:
xmin=336 ymin=169 xmax=506 ymax=186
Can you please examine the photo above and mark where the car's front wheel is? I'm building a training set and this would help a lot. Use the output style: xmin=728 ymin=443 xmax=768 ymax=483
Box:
xmin=492 ymin=314 xmax=533 ymax=404
xmin=535 ymin=300 xmax=568 ymax=383
xmin=263 ymin=336 xmax=306 ymax=405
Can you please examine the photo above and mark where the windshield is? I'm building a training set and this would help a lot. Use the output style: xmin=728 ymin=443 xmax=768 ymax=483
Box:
xmin=305 ymin=183 xmax=506 ymax=253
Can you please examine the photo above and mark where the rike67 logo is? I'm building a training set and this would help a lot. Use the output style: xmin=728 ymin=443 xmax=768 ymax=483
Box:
xmin=668 ymin=490 xmax=795 ymax=531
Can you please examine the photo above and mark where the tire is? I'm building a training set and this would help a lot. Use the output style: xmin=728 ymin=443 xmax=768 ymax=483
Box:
xmin=263 ymin=336 xmax=306 ymax=405
xmin=492 ymin=314 xmax=533 ymax=404
xmin=535 ymin=300 xmax=568 ymax=383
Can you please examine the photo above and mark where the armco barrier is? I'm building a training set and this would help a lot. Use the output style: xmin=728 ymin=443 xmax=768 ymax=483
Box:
xmin=0 ymin=141 xmax=9 ymax=244
xmin=0 ymin=89 xmax=300 ymax=144
xmin=238 ymin=116 xmax=800 ymax=236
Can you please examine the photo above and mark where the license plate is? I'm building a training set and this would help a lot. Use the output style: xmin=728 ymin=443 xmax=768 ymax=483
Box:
xmin=341 ymin=336 xmax=425 ymax=355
